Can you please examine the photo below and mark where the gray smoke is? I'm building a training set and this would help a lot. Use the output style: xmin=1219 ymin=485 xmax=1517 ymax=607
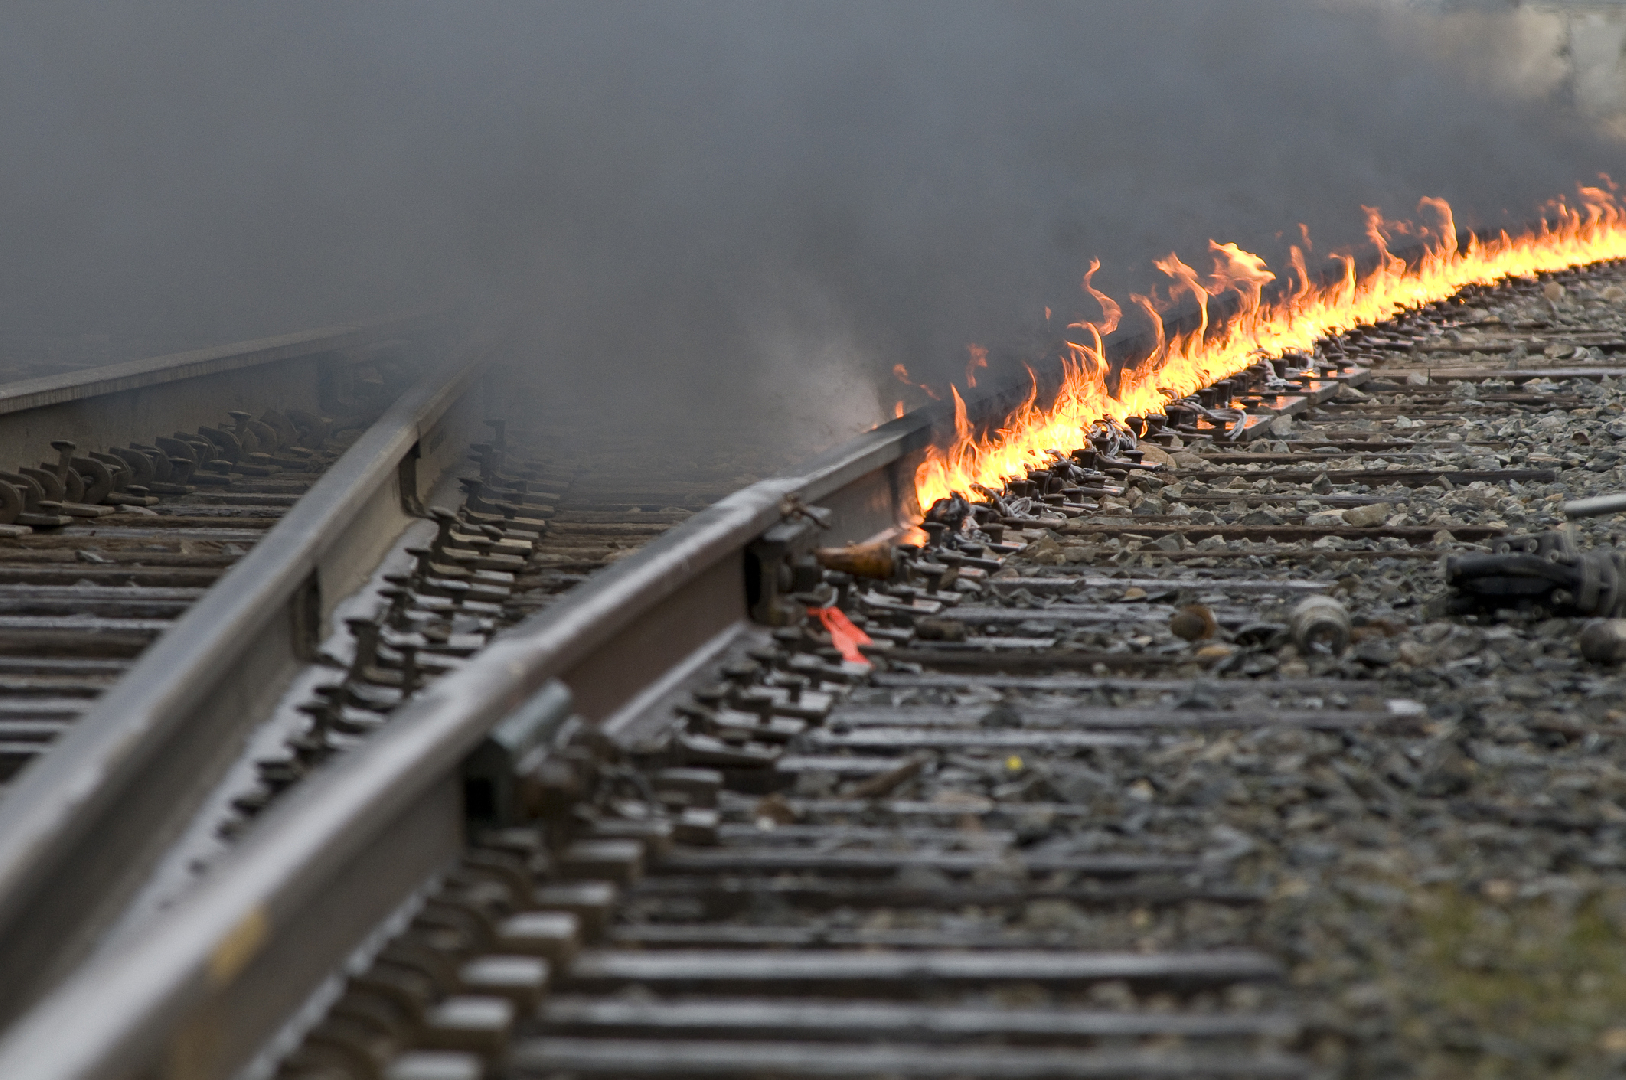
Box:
xmin=0 ymin=2 xmax=1617 ymax=460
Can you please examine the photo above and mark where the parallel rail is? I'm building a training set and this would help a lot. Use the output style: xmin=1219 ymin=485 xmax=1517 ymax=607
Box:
xmin=0 ymin=317 xmax=439 ymax=470
xmin=0 ymin=314 xmax=486 ymax=1023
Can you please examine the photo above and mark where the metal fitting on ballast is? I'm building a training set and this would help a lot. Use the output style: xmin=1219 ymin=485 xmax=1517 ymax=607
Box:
xmin=746 ymin=496 xmax=835 ymax=625
xmin=1444 ymin=530 xmax=1626 ymax=618
xmin=1288 ymin=596 xmax=1350 ymax=656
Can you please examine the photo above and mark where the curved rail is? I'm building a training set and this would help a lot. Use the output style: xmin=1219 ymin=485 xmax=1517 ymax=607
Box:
xmin=0 ymin=316 xmax=487 ymax=1025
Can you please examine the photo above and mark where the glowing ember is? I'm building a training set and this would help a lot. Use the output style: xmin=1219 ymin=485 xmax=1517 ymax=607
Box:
xmin=914 ymin=182 xmax=1626 ymax=508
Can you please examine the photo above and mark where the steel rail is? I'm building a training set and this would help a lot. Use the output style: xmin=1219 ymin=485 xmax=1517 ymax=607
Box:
xmin=0 ymin=312 xmax=444 ymax=471
xmin=0 ymin=319 xmax=489 ymax=1027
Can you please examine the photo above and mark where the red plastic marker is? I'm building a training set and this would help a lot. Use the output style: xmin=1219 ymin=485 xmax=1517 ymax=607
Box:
xmin=809 ymin=606 xmax=872 ymax=665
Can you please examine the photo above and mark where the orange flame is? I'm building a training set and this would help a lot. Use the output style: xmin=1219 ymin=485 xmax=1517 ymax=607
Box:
xmin=1079 ymin=258 xmax=1121 ymax=335
xmin=915 ymin=184 xmax=1626 ymax=508
xmin=965 ymin=344 xmax=989 ymax=388
xmin=893 ymin=363 xmax=940 ymax=401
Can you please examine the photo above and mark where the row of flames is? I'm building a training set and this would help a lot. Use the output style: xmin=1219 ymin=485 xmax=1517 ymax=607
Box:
xmin=907 ymin=180 xmax=1626 ymax=510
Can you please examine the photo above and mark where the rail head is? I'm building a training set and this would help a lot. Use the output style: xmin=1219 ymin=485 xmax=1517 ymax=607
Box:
xmin=0 ymin=312 xmax=444 ymax=418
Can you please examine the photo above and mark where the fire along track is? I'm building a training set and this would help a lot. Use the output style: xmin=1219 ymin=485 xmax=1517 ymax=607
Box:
xmin=6 ymin=262 xmax=1626 ymax=1078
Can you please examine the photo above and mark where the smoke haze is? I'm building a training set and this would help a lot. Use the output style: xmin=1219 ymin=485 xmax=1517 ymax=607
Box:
xmin=0 ymin=1 xmax=1618 ymax=459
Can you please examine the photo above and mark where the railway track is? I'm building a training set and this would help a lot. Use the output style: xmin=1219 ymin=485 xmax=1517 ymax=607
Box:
xmin=4 ymin=261 xmax=1626 ymax=1078
xmin=0 ymin=365 xmax=406 ymax=791
xmin=0 ymin=314 xmax=471 ymax=1020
